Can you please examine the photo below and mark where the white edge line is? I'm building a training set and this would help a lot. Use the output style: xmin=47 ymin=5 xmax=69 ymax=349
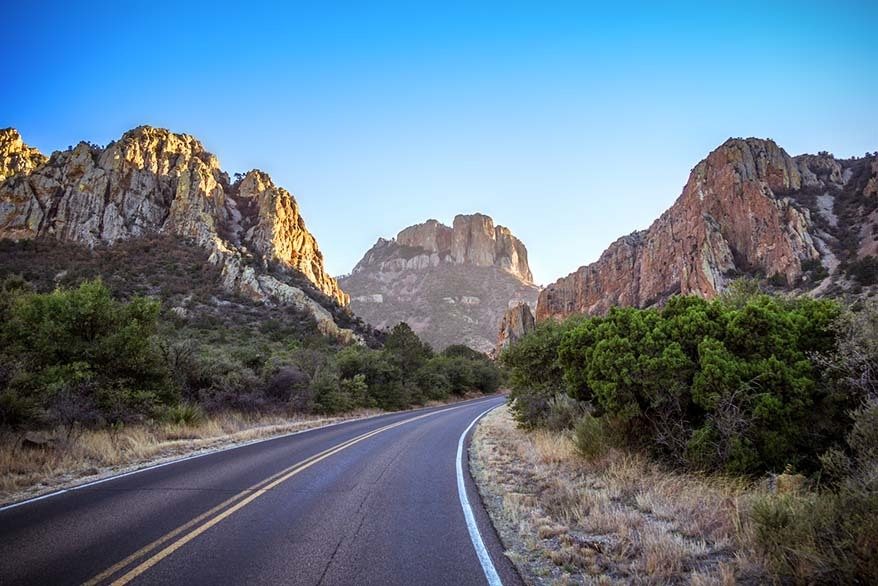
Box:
xmin=0 ymin=395 xmax=502 ymax=513
xmin=457 ymin=403 xmax=504 ymax=586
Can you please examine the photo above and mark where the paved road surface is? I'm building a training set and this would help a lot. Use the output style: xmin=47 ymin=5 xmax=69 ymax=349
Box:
xmin=0 ymin=395 xmax=522 ymax=585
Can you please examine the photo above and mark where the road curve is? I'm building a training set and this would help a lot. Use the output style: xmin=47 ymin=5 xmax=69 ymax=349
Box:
xmin=0 ymin=395 xmax=522 ymax=586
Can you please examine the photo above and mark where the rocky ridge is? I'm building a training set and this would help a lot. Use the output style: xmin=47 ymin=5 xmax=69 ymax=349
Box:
xmin=0 ymin=126 xmax=356 ymax=340
xmin=365 ymin=214 xmax=533 ymax=283
xmin=537 ymin=138 xmax=878 ymax=321
xmin=339 ymin=214 xmax=539 ymax=352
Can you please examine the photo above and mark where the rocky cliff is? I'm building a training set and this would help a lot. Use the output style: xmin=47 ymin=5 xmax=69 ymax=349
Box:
xmin=495 ymin=303 xmax=536 ymax=355
xmin=0 ymin=128 xmax=47 ymax=183
xmin=390 ymin=214 xmax=533 ymax=282
xmin=537 ymin=138 xmax=878 ymax=320
xmin=338 ymin=214 xmax=539 ymax=352
xmin=0 ymin=126 xmax=357 ymax=340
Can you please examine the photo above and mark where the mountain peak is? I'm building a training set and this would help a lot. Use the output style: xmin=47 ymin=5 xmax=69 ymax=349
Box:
xmin=368 ymin=212 xmax=533 ymax=283
xmin=0 ymin=125 xmax=353 ymax=337
xmin=341 ymin=212 xmax=538 ymax=352
xmin=537 ymin=138 xmax=878 ymax=320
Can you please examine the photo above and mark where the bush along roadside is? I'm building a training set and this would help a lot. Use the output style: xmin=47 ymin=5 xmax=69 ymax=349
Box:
xmin=499 ymin=283 xmax=877 ymax=584
xmin=0 ymin=277 xmax=504 ymax=500
xmin=0 ymin=278 xmax=502 ymax=430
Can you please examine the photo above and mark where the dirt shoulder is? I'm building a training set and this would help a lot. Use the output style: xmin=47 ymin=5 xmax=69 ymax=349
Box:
xmin=470 ymin=406 xmax=768 ymax=585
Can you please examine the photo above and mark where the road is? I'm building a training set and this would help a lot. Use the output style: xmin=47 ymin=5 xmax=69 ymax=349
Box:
xmin=0 ymin=395 xmax=521 ymax=586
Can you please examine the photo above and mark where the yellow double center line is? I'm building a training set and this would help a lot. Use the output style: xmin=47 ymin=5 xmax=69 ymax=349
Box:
xmin=84 ymin=402 xmax=473 ymax=586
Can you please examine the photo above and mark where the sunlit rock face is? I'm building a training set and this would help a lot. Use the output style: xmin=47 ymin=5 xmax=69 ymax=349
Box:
xmin=0 ymin=126 xmax=354 ymax=339
xmin=339 ymin=214 xmax=539 ymax=353
xmin=0 ymin=128 xmax=47 ymax=183
xmin=537 ymin=138 xmax=878 ymax=320
xmin=495 ymin=302 xmax=536 ymax=355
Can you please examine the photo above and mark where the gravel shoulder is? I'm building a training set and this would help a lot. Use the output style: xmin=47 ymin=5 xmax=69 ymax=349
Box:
xmin=469 ymin=406 xmax=766 ymax=585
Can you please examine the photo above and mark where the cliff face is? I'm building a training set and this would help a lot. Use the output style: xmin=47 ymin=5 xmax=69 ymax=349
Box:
xmin=390 ymin=213 xmax=532 ymax=282
xmin=338 ymin=214 xmax=539 ymax=353
xmin=495 ymin=302 xmax=536 ymax=355
xmin=0 ymin=128 xmax=47 ymax=183
xmin=537 ymin=138 xmax=877 ymax=320
xmin=0 ymin=126 xmax=354 ymax=339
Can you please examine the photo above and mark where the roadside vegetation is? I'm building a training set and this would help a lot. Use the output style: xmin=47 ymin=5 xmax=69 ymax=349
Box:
xmin=0 ymin=240 xmax=502 ymax=501
xmin=497 ymin=281 xmax=877 ymax=584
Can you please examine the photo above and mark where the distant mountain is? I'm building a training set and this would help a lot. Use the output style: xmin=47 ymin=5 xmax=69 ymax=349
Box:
xmin=0 ymin=126 xmax=373 ymax=343
xmin=338 ymin=214 xmax=540 ymax=353
xmin=538 ymin=138 xmax=878 ymax=320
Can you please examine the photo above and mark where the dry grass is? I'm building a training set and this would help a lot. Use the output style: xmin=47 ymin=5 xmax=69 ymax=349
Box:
xmin=470 ymin=406 xmax=767 ymax=585
xmin=0 ymin=408 xmax=386 ymax=505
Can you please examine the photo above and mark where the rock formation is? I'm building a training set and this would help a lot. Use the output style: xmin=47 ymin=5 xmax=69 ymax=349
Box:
xmin=0 ymin=128 xmax=46 ymax=183
xmin=339 ymin=214 xmax=539 ymax=353
xmin=495 ymin=303 xmax=536 ymax=355
xmin=391 ymin=214 xmax=533 ymax=282
xmin=0 ymin=126 xmax=355 ymax=340
xmin=537 ymin=138 xmax=878 ymax=321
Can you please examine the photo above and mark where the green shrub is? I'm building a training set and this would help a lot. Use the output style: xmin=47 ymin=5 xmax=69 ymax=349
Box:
xmin=443 ymin=344 xmax=488 ymax=361
xmin=574 ymin=413 xmax=611 ymax=461
xmin=502 ymin=317 xmax=582 ymax=425
xmin=414 ymin=368 xmax=451 ymax=402
xmin=163 ymin=402 xmax=205 ymax=425
xmin=310 ymin=368 xmax=346 ymax=414
xmin=543 ymin=393 xmax=588 ymax=431
xmin=340 ymin=374 xmax=368 ymax=407
xmin=504 ymin=292 xmax=846 ymax=474
xmin=0 ymin=389 xmax=39 ymax=428
xmin=507 ymin=387 xmax=552 ymax=428
xmin=440 ymin=356 xmax=476 ymax=395
xmin=801 ymin=258 xmax=829 ymax=282
xmin=768 ymin=272 xmax=789 ymax=287
xmin=846 ymin=255 xmax=878 ymax=285
xmin=501 ymin=318 xmax=569 ymax=393
xmin=470 ymin=361 xmax=501 ymax=394
xmin=0 ymin=279 xmax=175 ymax=426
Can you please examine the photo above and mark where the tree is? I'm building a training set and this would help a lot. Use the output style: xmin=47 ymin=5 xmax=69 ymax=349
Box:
xmin=384 ymin=322 xmax=433 ymax=373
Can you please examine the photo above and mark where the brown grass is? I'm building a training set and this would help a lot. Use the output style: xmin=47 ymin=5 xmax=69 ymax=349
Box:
xmin=0 ymin=409 xmax=385 ymax=505
xmin=470 ymin=406 xmax=767 ymax=585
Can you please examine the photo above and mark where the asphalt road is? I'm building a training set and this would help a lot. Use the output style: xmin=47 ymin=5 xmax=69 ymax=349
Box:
xmin=0 ymin=395 xmax=522 ymax=586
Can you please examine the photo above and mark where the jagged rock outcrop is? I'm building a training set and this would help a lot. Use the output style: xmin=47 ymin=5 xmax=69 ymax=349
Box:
xmin=397 ymin=219 xmax=452 ymax=253
xmin=387 ymin=214 xmax=532 ymax=282
xmin=0 ymin=126 xmax=354 ymax=340
xmin=538 ymin=138 xmax=878 ymax=320
xmin=495 ymin=303 xmax=536 ymax=355
xmin=0 ymin=128 xmax=47 ymax=183
xmin=338 ymin=214 xmax=539 ymax=353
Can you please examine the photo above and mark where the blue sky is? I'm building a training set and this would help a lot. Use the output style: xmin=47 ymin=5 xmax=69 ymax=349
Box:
xmin=3 ymin=1 xmax=876 ymax=284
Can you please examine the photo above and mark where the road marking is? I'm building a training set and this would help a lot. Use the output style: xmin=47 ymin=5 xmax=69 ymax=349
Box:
xmin=456 ymin=405 xmax=503 ymax=586
xmin=83 ymin=399 xmax=497 ymax=585
xmin=82 ymin=444 xmax=345 ymax=586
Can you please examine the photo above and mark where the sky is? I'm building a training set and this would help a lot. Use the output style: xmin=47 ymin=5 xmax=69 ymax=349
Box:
xmin=3 ymin=1 xmax=876 ymax=284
